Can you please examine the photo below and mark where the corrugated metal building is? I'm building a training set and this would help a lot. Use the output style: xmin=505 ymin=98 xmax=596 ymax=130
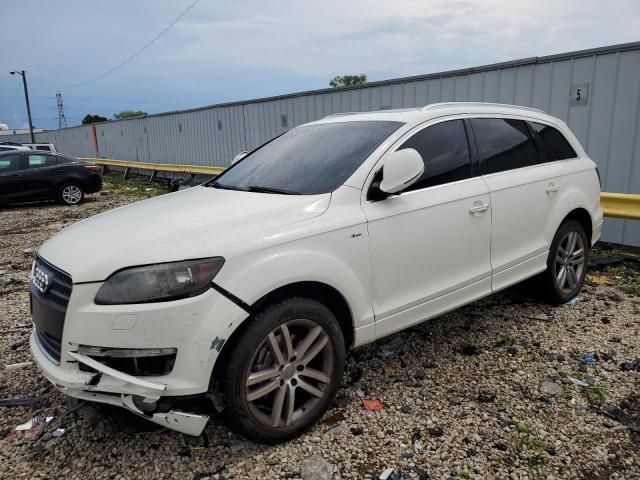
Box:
xmin=6 ymin=42 xmax=640 ymax=246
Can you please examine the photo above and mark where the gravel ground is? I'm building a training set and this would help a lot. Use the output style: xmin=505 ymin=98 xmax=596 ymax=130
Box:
xmin=0 ymin=176 xmax=639 ymax=480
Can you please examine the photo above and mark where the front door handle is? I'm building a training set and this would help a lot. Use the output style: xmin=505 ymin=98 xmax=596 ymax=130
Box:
xmin=469 ymin=201 xmax=489 ymax=214
xmin=546 ymin=183 xmax=560 ymax=193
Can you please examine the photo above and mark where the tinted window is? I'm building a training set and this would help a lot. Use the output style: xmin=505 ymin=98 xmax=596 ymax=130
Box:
xmin=55 ymin=154 xmax=74 ymax=164
xmin=28 ymin=154 xmax=57 ymax=168
xmin=530 ymin=122 xmax=577 ymax=161
xmin=0 ymin=154 xmax=22 ymax=173
xmin=210 ymin=121 xmax=403 ymax=195
xmin=471 ymin=118 xmax=539 ymax=174
xmin=37 ymin=145 xmax=51 ymax=151
xmin=398 ymin=119 xmax=471 ymax=191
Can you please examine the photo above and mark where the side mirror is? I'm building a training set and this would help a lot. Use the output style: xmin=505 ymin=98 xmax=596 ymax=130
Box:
xmin=231 ymin=151 xmax=248 ymax=165
xmin=379 ymin=148 xmax=424 ymax=194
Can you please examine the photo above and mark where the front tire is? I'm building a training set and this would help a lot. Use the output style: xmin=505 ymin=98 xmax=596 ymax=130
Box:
xmin=541 ymin=220 xmax=589 ymax=304
xmin=58 ymin=183 xmax=84 ymax=205
xmin=221 ymin=297 xmax=345 ymax=444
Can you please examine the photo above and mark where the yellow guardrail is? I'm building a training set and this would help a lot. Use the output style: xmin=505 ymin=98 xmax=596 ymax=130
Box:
xmin=81 ymin=158 xmax=640 ymax=220
xmin=80 ymin=158 xmax=225 ymax=177
xmin=600 ymin=192 xmax=640 ymax=220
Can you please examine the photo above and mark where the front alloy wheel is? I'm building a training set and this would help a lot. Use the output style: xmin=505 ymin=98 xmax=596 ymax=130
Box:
xmin=221 ymin=298 xmax=345 ymax=443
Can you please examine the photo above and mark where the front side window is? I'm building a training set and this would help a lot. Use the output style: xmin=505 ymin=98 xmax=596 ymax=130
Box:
xmin=397 ymin=119 xmax=471 ymax=191
xmin=209 ymin=121 xmax=403 ymax=195
xmin=530 ymin=122 xmax=577 ymax=161
xmin=471 ymin=118 xmax=539 ymax=174
xmin=0 ymin=154 xmax=22 ymax=173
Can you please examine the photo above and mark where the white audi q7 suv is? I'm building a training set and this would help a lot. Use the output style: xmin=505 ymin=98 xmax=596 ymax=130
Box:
xmin=30 ymin=103 xmax=602 ymax=443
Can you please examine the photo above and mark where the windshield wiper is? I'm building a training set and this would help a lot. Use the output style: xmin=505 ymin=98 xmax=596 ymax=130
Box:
xmin=246 ymin=185 xmax=300 ymax=195
xmin=208 ymin=181 xmax=249 ymax=191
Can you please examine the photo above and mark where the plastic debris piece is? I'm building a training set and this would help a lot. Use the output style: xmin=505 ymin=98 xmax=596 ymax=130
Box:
xmin=363 ymin=399 xmax=383 ymax=412
xmin=53 ymin=428 xmax=65 ymax=437
xmin=569 ymin=377 xmax=590 ymax=387
xmin=0 ymin=278 xmax=16 ymax=288
xmin=355 ymin=388 xmax=365 ymax=399
xmin=0 ymin=395 xmax=45 ymax=407
xmin=13 ymin=416 xmax=53 ymax=440
xmin=587 ymin=274 xmax=615 ymax=286
xmin=5 ymin=362 xmax=33 ymax=370
xmin=229 ymin=441 xmax=248 ymax=453
xmin=582 ymin=353 xmax=596 ymax=364
xmin=379 ymin=468 xmax=395 ymax=480
xmin=566 ymin=297 xmax=581 ymax=305
xmin=379 ymin=337 xmax=404 ymax=357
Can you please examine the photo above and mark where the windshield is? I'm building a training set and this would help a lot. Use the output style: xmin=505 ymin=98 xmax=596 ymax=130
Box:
xmin=209 ymin=120 xmax=403 ymax=195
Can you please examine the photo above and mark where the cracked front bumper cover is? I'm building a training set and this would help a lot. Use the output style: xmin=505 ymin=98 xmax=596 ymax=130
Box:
xmin=31 ymin=332 xmax=209 ymax=436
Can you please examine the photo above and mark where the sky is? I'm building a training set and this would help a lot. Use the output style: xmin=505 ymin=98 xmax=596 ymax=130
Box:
xmin=1 ymin=0 xmax=639 ymax=130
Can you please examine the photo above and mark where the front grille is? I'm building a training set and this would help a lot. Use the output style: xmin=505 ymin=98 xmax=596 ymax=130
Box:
xmin=32 ymin=257 xmax=73 ymax=308
xmin=31 ymin=256 xmax=73 ymax=364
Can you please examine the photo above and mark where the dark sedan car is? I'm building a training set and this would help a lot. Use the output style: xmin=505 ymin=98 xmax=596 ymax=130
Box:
xmin=0 ymin=150 xmax=101 ymax=206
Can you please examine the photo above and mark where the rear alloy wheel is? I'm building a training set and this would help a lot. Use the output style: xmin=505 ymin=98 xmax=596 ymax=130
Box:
xmin=222 ymin=298 xmax=345 ymax=443
xmin=542 ymin=220 xmax=589 ymax=304
xmin=59 ymin=183 xmax=84 ymax=205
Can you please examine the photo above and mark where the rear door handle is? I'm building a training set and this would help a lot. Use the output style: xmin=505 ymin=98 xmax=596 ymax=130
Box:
xmin=469 ymin=201 xmax=489 ymax=214
xmin=546 ymin=183 xmax=560 ymax=193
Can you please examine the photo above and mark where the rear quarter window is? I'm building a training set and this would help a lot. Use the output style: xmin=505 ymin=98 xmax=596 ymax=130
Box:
xmin=530 ymin=122 xmax=577 ymax=161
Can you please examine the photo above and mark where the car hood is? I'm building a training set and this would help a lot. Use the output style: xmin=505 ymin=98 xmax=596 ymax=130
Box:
xmin=39 ymin=186 xmax=330 ymax=282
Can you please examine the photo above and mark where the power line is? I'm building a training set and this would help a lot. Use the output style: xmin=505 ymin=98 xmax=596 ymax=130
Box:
xmin=48 ymin=0 xmax=202 ymax=88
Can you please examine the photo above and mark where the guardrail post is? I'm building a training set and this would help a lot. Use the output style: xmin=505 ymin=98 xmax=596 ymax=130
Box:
xmin=123 ymin=167 xmax=130 ymax=180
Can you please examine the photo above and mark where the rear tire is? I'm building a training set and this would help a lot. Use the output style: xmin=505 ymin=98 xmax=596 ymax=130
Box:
xmin=540 ymin=220 xmax=589 ymax=304
xmin=58 ymin=183 xmax=84 ymax=205
xmin=221 ymin=297 xmax=345 ymax=444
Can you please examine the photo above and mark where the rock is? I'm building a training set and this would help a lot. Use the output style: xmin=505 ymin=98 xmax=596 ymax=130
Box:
xmin=413 ymin=370 xmax=426 ymax=380
xmin=601 ymin=316 xmax=611 ymax=324
xmin=309 ymin=436 xmax=322 ymax=443
xmin=609 ymin=294 xmax=623 ymax=302
xmin=23 ymin=248 xmax=34 ymax=257
xmin=609 ymin=336 xmax=622 ymax=343
xmin=350 ymin=426 xmax=364 ymax=436
xmin=301 ymin=455 xmax=333 ymax=480
xmin=428 ymin=427 xmax=444 ymax=437
xmin=540 ymin=378 xmax=563 ymax=395
xmin=418 ymin=388 xmax=429 ymax=400
xmin=376 ymin=431 xmax=385 ymax=439
xmin=459 ymin=344 xmax=479 ymax=356
xmin=620 ymin=358 xmax=640 ymax=372
xmin=423 ymin=361 xmax=438 ymax=369
xmin=400 ymin=405 xmax=412 ymax=414
xmin=478 ymin=390 xmax=496 ymax=402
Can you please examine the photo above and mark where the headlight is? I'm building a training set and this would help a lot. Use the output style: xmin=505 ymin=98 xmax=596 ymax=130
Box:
xmin=95 ymin=257 xmax=224 ymax=305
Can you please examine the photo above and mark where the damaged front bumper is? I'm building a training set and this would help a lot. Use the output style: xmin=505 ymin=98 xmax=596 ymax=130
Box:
xmin=29 ymin=280 xmax=249 ymax=437
xmin=31 ymin=332 xmax=209 ymax=435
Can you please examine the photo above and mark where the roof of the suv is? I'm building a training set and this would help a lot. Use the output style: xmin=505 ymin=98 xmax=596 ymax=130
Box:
xmin=311 ymin=102 xmax=557 ymax=126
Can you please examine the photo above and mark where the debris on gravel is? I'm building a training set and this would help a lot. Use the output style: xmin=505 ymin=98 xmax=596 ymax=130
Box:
xmin=1 ymin=175 xmax=639 ymax=479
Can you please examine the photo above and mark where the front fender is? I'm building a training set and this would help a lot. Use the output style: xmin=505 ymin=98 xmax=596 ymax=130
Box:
xmin=215 ymin=241 xmax=374 ymax=329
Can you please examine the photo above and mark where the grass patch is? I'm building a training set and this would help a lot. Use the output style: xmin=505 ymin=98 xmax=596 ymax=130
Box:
xmin=583 ymin=386 xmax=607 ymax=405
xmin=496 ymin=333 xmax=516 ymax=347
xmin=101 ymin=172 xmax=168 ymax=199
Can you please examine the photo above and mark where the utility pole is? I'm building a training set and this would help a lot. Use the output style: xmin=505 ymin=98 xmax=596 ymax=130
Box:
xmin=9 ymin=70 xmax=35 ymax=143
xmin=56 ymin=92 xmax=68 ymax=129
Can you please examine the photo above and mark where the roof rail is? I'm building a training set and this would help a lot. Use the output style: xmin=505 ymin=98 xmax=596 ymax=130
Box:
xmin=321 ymin=112 xmax=359 ymax=119
xmin=422 ymin=102 xmax=546 ymax=114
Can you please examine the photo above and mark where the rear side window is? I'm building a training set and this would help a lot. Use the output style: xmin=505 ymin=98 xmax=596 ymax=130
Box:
xmin=0 ymin=154 xmax=22 ymax=173
xmin=471 ymin=118 xmax=539 ymax=174
xmin=530 ymin=122 xmax=577 ymax=161
xmin=397 ymin=119 xmax=471 ymax=191
xmin=28 ymin=154 xmax=57 ymax=168
xmin=37 ymin=145 xmax=51 ymax=151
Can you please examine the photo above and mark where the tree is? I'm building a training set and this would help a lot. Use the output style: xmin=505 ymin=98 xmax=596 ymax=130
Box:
xmin=82 ymin=114 xmax=108 ymax=124
xmin=329 ymin=74 xmax=367 ymax=87
xmin=114 ymin=110 xmax=148 ymax=119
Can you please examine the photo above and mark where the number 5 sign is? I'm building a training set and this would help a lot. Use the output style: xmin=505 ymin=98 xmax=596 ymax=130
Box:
xmin=570 ymin=82 xmax=589 ymax=107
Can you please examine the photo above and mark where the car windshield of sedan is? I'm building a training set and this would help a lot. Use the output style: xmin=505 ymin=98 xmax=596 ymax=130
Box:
xmin=208 ymin=120 xmax=403 ymax=195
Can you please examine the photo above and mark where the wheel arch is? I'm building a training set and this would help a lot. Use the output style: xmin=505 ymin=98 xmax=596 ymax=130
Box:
xmin=560 ymin=207 xmax=592 ymax=243
xmin=211 ymin=281 xmax=355 ymax=388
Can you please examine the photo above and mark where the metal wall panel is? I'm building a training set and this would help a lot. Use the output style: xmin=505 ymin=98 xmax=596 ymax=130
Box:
xmin=5 ymin=42 xmax=640 ymax=245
